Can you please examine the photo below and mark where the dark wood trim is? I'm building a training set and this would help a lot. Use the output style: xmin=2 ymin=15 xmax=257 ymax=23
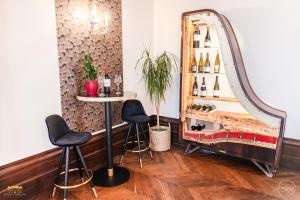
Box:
xmin=281 ymin=138 xmax=300 ymax=170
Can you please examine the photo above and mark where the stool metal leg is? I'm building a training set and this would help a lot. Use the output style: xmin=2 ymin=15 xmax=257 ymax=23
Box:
xmin=120 ymin=123 xmax=132 ymax=164
xmin=139 ymin=124 xmax=153 ymax=159
xmin=52 ymin=148 xmax=66 ymax=198
xmin=73 ymin=146 xmax=84 ymax=183
xmin=76 ymin=146 xmax=98 ymax=198
xmin=63 ymin=146 xmax=70 ymax=200
xmin=135 ymin=124 xmax=143 ymax=168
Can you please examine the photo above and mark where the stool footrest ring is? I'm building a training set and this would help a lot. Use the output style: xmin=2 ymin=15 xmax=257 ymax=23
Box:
xmin=54 ymin=168 xmax=93 ymax=189
xmin=124 ymin=145 xmax=150 ymax=153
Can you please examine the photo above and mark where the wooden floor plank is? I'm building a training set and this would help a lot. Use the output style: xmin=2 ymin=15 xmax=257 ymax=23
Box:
xmin=32 ymin=146 xmax=300 ymax=200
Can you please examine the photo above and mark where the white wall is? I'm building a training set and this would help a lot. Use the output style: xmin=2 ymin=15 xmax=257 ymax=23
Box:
xmin=0 ymin=0 xmax=61 ymax=165
xmin=150 ymin=0 xmax=300 ymax=139
xmin=1 ymin=0 xmax=300 ymax=165
xmin=122 ymin=0 xmax=154 ymax=115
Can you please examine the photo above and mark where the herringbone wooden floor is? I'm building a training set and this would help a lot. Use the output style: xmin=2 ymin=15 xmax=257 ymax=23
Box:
xmin=34 ymin=146 xmax=300 ymax=200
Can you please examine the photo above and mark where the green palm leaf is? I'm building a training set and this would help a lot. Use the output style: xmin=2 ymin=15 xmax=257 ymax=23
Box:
xmin=136 ymin=48 xmax=177 ymax=129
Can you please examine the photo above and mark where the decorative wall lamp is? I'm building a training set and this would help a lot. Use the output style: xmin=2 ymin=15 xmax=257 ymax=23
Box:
xmin=90 ymin=1 xmax=109 ymax=35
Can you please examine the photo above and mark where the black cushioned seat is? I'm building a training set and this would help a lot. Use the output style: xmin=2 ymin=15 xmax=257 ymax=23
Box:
xmin=55 ymin=131 xmax=92 ymax=146
xmin=120 ymin=100 xmax=153 ymax=168
xmin=125 ymin=115 xmax=149 ymax=123
xmin=45 ymin=114 xmax=97 ymax=200
xmin=122 ymin=100 xmax=149 ymax=123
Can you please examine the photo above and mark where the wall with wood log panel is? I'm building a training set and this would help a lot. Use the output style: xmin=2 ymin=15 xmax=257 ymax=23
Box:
xmin=55 ymin=0 xmax=123 ymax=132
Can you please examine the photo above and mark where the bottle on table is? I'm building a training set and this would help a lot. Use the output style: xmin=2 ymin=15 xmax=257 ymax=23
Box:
xmin=204 ymin=26 xmax=211 ymax=48
xmin=213 ymin=76 xmax=220 ymax=98
xmin=191 ymin=56 xmax=197 ymax=73
xmin=192 ymin=76 xmax=198 ymax=96
xmin=104 ymin=67 xmax=111 ymax=95
xmin=193 ymin=24 xmax=201 ymax=48
xmin=198 ymin=53 xmax=204 ymax=73
xmin=214 ymin=51 xmax=220 ymax=73
xmin=204 ymin=53 xmax=211 ymax=73
xmin=200 ymin=77 xmax=207 ymax=97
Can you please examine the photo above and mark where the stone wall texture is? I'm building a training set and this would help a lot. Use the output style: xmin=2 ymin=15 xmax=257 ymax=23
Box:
xmin=55 ymin=0 xmax=123 ymax=131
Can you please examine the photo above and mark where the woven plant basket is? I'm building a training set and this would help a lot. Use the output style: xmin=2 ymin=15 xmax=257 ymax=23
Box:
xmin=149 ymin=123 xmax=171 ymax=151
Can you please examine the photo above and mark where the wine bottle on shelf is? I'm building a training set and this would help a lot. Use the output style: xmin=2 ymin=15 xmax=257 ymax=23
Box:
xmin=196 ymin=123 xmax=205 ymax=131
xmin=192 ymin=76 xmax=198 ymax=96
xmin=200 ymin=77 xmax=207 ymax=97
xmin=191 ymin=125 xmax=197 ymax=131
xmin=214 ymin=51 xmax=220 ymax=73
xmin=191 ymin=56 xmax=197 ymax=73
xmin=198 ymin=53 xmax=204 ymax=73
xmin=204 ymin=53 xmax=211 ymax=73
xmin=193 ymin=24 xmax=201 ymax=48
xmin=213 ymin=76 xmax=220 ymax=98
xmin=104 ymin=67 xmax=111 ymax=95
xmin=204 ymin=26 xmax=211 ymax=48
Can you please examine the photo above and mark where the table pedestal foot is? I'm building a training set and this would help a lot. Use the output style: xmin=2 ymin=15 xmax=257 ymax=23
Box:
xmin=92 ymin=166 xmax=130 ymax=187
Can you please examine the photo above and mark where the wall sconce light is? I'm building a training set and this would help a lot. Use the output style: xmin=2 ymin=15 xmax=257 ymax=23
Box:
xmin=90 ymin=1 xmax=109 ymax=35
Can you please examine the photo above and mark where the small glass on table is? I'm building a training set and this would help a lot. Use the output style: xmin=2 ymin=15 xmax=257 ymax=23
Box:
xmin=114 ymin=75 xmax=122 ymax=96
xmin=98 ymin=75 xmax=105 ymax=97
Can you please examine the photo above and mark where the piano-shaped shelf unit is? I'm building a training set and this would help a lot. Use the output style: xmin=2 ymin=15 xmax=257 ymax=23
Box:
xmin=179 ymin=9 xmax=286 ymax=177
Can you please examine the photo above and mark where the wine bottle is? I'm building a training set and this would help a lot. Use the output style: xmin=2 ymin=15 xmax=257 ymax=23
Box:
xmin=191 ymin=56 xmax=197 ymax=73
xmin=196 ymin=123 xmax=205 ymax=131
xmin=193 ymin=24 xmax=201 ymax=48
xmin=204 ymin=53 xmax=211 ymax=73
xmin=198 ymin=53 xmax=204 ymax=73
xmin=200 ymin=77 xmax=206 ymax=97
xmin=104 ymin=67 xmax=111 ymax=95
xmin=191 ymin=125 xmax=197 ymax=131
xmin=214 ymin=51 xmax=220 ymax=73
xmin=213 ymin=76 xmax=220 ymax=98
xmin=192 ymin=76 xmax=198 ymax=96
xmin=204 ymin=26 xmax=211 ymax=48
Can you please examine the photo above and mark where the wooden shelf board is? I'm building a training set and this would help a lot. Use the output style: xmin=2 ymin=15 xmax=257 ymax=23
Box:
xmin=188 ymin=96 xmax=239 ymax=102
xmin=185 ymin=111 xmax=255 ymax=121
xmin=188 ymin=72 xmax=226 ymax=75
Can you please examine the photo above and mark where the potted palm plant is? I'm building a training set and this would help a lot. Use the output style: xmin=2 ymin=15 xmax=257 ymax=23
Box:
xmin=136 ymin=48 xmax=177 ymax=151
xmin=83 ymin=54 xmax=98 ymax=97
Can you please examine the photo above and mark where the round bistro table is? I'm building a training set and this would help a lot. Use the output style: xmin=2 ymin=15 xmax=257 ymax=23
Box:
xmin=77 ymin=91 xmax=137 ymax=187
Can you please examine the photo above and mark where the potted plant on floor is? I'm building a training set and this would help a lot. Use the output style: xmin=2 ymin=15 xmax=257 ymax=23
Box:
xmin=83 ymin=54 xmax=98 ymax=97
xmin=136 ymin=48 xmax=177 ymax=151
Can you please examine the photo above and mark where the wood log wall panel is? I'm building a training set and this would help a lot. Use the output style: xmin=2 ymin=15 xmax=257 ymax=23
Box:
xmin=55 ymin=0 xmax=123 ymax=132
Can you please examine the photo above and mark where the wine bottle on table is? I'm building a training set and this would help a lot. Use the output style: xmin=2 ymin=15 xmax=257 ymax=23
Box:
xmin=200 ymin=77 xmax=207 ymax=97
xmin=193 ymin=24 xmax=201 ymax=48
xmin=204 ymin=26 xmax=211 ymax=48
xmin=104 ymin=67 xmax=111 ymax=95
xmin=213 ymin=76 xmax=220 ymax=98
xmin=214 ymin=51 xmax=220 ymax=73
xmin=191 ymin=56 xmax=197 ymax=73
xmin=204 ymin=53 xmax=211 ymax=73
xmin=198 ymin=53 xmax=204 ymax=73
xmin=192 ymin=76 xmax=198 ymax=96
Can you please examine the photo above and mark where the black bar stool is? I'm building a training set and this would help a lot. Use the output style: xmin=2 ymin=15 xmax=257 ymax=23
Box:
xmin=119 ymin=100 xmax=153 ymax=168
xmin=45 ymin=115 xmax=97 ymax=200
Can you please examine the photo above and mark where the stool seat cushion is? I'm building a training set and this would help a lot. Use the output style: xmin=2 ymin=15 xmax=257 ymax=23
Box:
xmin=55 ymin=132 xmax=92 ymax=146
xmin=125 ymin=114 xmax=149 ymax=123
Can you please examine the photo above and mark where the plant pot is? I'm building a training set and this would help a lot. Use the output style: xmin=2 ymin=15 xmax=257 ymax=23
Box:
xmin=149 ymin=124 xmax=171 ymax=151
xmin=85 ymin=80 xmax=98 ymax=97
